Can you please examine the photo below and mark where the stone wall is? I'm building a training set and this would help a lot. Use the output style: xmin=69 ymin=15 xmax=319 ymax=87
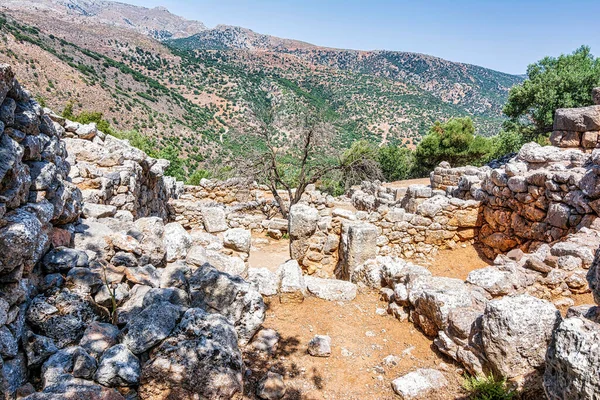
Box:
xmin=430 ymin=161 xmax=487 ymax=191
xmin=289 ymin=183 xmax=481 ymax=276
xmin=0 ymin=65 xmax=82 ymax=396
xmin=549 ymin=94 xmax=600 ymax=149
xmin=52 ymin=117 xmax=181 ymax=221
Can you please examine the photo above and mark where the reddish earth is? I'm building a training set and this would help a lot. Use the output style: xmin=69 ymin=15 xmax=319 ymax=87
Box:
xmin=242 ymin=244 xmax=493 ymax=400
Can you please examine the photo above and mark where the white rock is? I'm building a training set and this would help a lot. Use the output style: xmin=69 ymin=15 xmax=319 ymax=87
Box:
xmin=391 ymin=369 xmax=448 ymax=399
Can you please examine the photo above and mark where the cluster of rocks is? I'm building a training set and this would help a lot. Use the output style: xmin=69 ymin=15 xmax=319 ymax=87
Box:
xmin=288 ymin=184 xmax=480 ymax=275
xmin=430 ymin=161 xmax=486 ymax=192
xmin=348 ymin=180 xmax=405 ymax=211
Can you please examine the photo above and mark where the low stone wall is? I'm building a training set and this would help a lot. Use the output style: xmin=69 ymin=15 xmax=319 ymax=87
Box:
xmin=289 ymin=185 xmax=481 ymax=276
xmin=430 ymin=161 xmax=489 ymax=192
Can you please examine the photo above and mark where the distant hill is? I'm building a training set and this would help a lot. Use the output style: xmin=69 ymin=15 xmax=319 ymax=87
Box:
xmin=0 ymin=0 xmax=523 ymax=178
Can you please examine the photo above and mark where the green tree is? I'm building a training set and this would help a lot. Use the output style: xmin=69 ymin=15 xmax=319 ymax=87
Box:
xmin=414 ymin=117 xmax=493 ymax=175
xmin=378 ymin=145 xmax=414 ymax=182
xmin=503 ymin=46 xmax=600 ymax=137
xmin=158 ymin=145 xmax=186 ymax=181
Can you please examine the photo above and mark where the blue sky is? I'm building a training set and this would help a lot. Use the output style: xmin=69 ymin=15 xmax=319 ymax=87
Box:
xmin=122 ymin=0 xmax=600 ymax=75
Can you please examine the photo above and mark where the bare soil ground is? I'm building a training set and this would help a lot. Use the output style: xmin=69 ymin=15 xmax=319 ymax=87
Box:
xmin=242 ymin=243 xmax=491 ymax=400
xmin=383 ymin=178 xmax=430 ymax=189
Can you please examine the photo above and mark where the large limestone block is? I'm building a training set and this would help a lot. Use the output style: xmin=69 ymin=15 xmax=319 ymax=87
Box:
xmin=304 ymin=276 xmax=357 ymax=301
xmin=201 ymin=207 xmax=228 ymax=233
xmin=289 ymin=204 xmax=319 ymax=239
xmin=339 ymin=222 xmax=378 ymax=280
xmin=481 ymin=294 xmax=561 ymax=379
xmin=544 ymin=316 xmax=600 ymax=400
xmin=277 ymin=260 xmax=307 ymax=304
xmin=554 ymin=105 xmax=600 ymax=132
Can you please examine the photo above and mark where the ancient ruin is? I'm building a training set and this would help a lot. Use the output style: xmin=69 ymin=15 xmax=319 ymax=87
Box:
xmin=1 ymin=62 xmax=600 ymax=399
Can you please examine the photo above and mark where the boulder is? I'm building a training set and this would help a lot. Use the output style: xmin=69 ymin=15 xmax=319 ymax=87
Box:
xmin=587 ymin=246 xmax=600 ymax=304
xmin=304 ymin=276 xmax=357 ymax=301
xmin=163 ymin=222 xmax=192 ymax=262
xmin=189 ymin=264 xmax=265 ymax=345
xmin=201 ymin=207 xmax=228 ymax=233
xmin=42 ymin=247 xmax=88 ymax=273
xmin=250 ymin=329 xmax=280 ymax=354
xmin=289 ymin=204 xmax=319 ymax=239
xmin=206 ymin=250 xmax=247 ymax=277
xmin=79 ymin=322 xmax=119 ymax=359
xmin=42 ymin=346 xmax=97 ymax=386
xmin=82 ymin=203 xmax=117 ymax=219
xmin=391 ymin=369 xmax=448 ymax=400
xmin=26 ymin=289 xmax=106 ymax=348
xmin=554 ymin=105 xmax=600 ymax=132
xmin=544 ymin=316 xmax=600 ymax=399
xmin=481 ymin=294 xmax=561 ymax=379
xmin=121 ymin=302 xmax=182 ymax=354
xmin=223 ymin=228 xmax=251 ymax=253
xmin=247 ymin=267 xmax=280 ymax=296
xmin=94 ymin=344 xmax=140 ymax=387
xmin=139 ymin=308 xmax=243 ymax=400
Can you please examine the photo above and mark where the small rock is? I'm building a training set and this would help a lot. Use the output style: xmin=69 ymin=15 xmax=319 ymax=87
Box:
xmin=391 ymin=369 xmax=448 ymax=399
xmin=307 ymin=335 xmax=331 ymax=357
xmin=256 ymin=372 xmax=286 ymax=400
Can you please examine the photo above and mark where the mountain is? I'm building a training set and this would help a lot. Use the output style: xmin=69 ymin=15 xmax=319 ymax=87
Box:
xmin=1 ymin=0 xmax=207 ymax=39
xmin=0 ymin=0 xmax=524 ymax=179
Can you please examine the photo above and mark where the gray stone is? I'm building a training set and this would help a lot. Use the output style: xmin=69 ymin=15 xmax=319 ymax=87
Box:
xmin=94 ymin=344 xmax=140 ymax=387
xmin=223 ymin=228 xmax=252 ymax=253
xmin=0 ymin=326 xmax=18 ymax=358
xmin=247 ymin=267 xmax=280 ymax=296
xmin=289 ymin=204 xmax=319 ymax=239
xmin=142 ymin=287 xmax=189 ymax=309
xmin=42 ymin=346 xmax=97 ymax=386
xmin=482 ymin=294 xmax=561 ymax=379
xmin=189 ymin=264 xmax=265 ymax=345
xmin=206 ymin=250 xmax=247 ymax=277
xmin=250 ymin=329 xmax=280 ymax=354
xmin=79 ymin=322 xmax=119 ymax=359
xmin=42 ymin=247 xmax=88 ymax=273
xmin=278 ymin=260 xmax=307 ymax=303
xmin=307 ymin=335 xmax=331 ymax=357
xmin=339 ymin=222 xmax=378 ymax=280
xmin=554 ymin=105 xmax=600 ymax=132
xmin=257 ymin=372 xmax=286 ymax=400
xmin=121 ymin=301 xmax=182 ymax=354
xmin=304 ymin=276 xmax=357 ymax=301
xmin=139 ymin=308 xmax=243 ymax=400
xmin=23 ymin=375 xmax=125 ymax=400
xmin=545 ymin=316 xmax=600 ymax=400
xmin=82 ymin=203 xmax=117 ymax=219
xmin=163 ymin=222 xmax=192 ymax=262
xmin=185 ymin=245 xmax=208 ymax=267
xmin=201 ymin=207 xmax=228 ymax=233
xmin=391 ymin=368 xmax=447 ymax=400
xmin=115 ymin=284 xmax=151 ymax=325
xmin=26 ymin=289 xmax=105 ymax=348
xmin=23 ymin=331 xmax=58 ymax=367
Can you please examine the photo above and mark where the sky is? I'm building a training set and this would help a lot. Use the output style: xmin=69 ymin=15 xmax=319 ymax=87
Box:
xmin=121 ymin=0 xmax=600 ymax=75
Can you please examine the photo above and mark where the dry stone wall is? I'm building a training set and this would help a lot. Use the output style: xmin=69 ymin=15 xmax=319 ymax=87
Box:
xmin=289 ymin=182 xmax=481 ymax=276
xmin=0 ymin=65 xmax=82 ymax=396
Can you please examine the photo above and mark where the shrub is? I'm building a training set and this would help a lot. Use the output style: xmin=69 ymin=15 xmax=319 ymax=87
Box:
xmin=378 ymin=145 xmax=414 ymax=181
xmin=462 ymin=375 xmax=515 ymax=400
xmin=187 ymin=169 xmax=211 ymax=185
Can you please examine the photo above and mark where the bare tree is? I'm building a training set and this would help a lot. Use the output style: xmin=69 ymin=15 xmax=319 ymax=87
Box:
xmin=231 ymin=98 xmax=382 ymax=218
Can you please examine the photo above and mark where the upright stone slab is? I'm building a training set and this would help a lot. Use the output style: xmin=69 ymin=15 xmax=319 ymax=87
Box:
xmin=201 ymin=207 xmax=228 ymax=233
xmin=288 ymin=204 xmax=319 ymax=264
xmin=277 ymin=260 xmax=306 ymax=304
xmin=339 ymin=222 xmax=378 ymax=280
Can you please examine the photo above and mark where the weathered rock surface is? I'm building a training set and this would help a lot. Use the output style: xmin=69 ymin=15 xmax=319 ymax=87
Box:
xmin=391 ymin=368 xmax=448 ymax=400
xmin=139 ymin=308 xmax=243 ymax=400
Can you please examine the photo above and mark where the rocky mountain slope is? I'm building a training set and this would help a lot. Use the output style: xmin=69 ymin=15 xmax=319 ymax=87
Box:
xmin=1 ymin=0 xmax=207 ymax=39
xmin=0 ymin=0 xmax=523 ymax=178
